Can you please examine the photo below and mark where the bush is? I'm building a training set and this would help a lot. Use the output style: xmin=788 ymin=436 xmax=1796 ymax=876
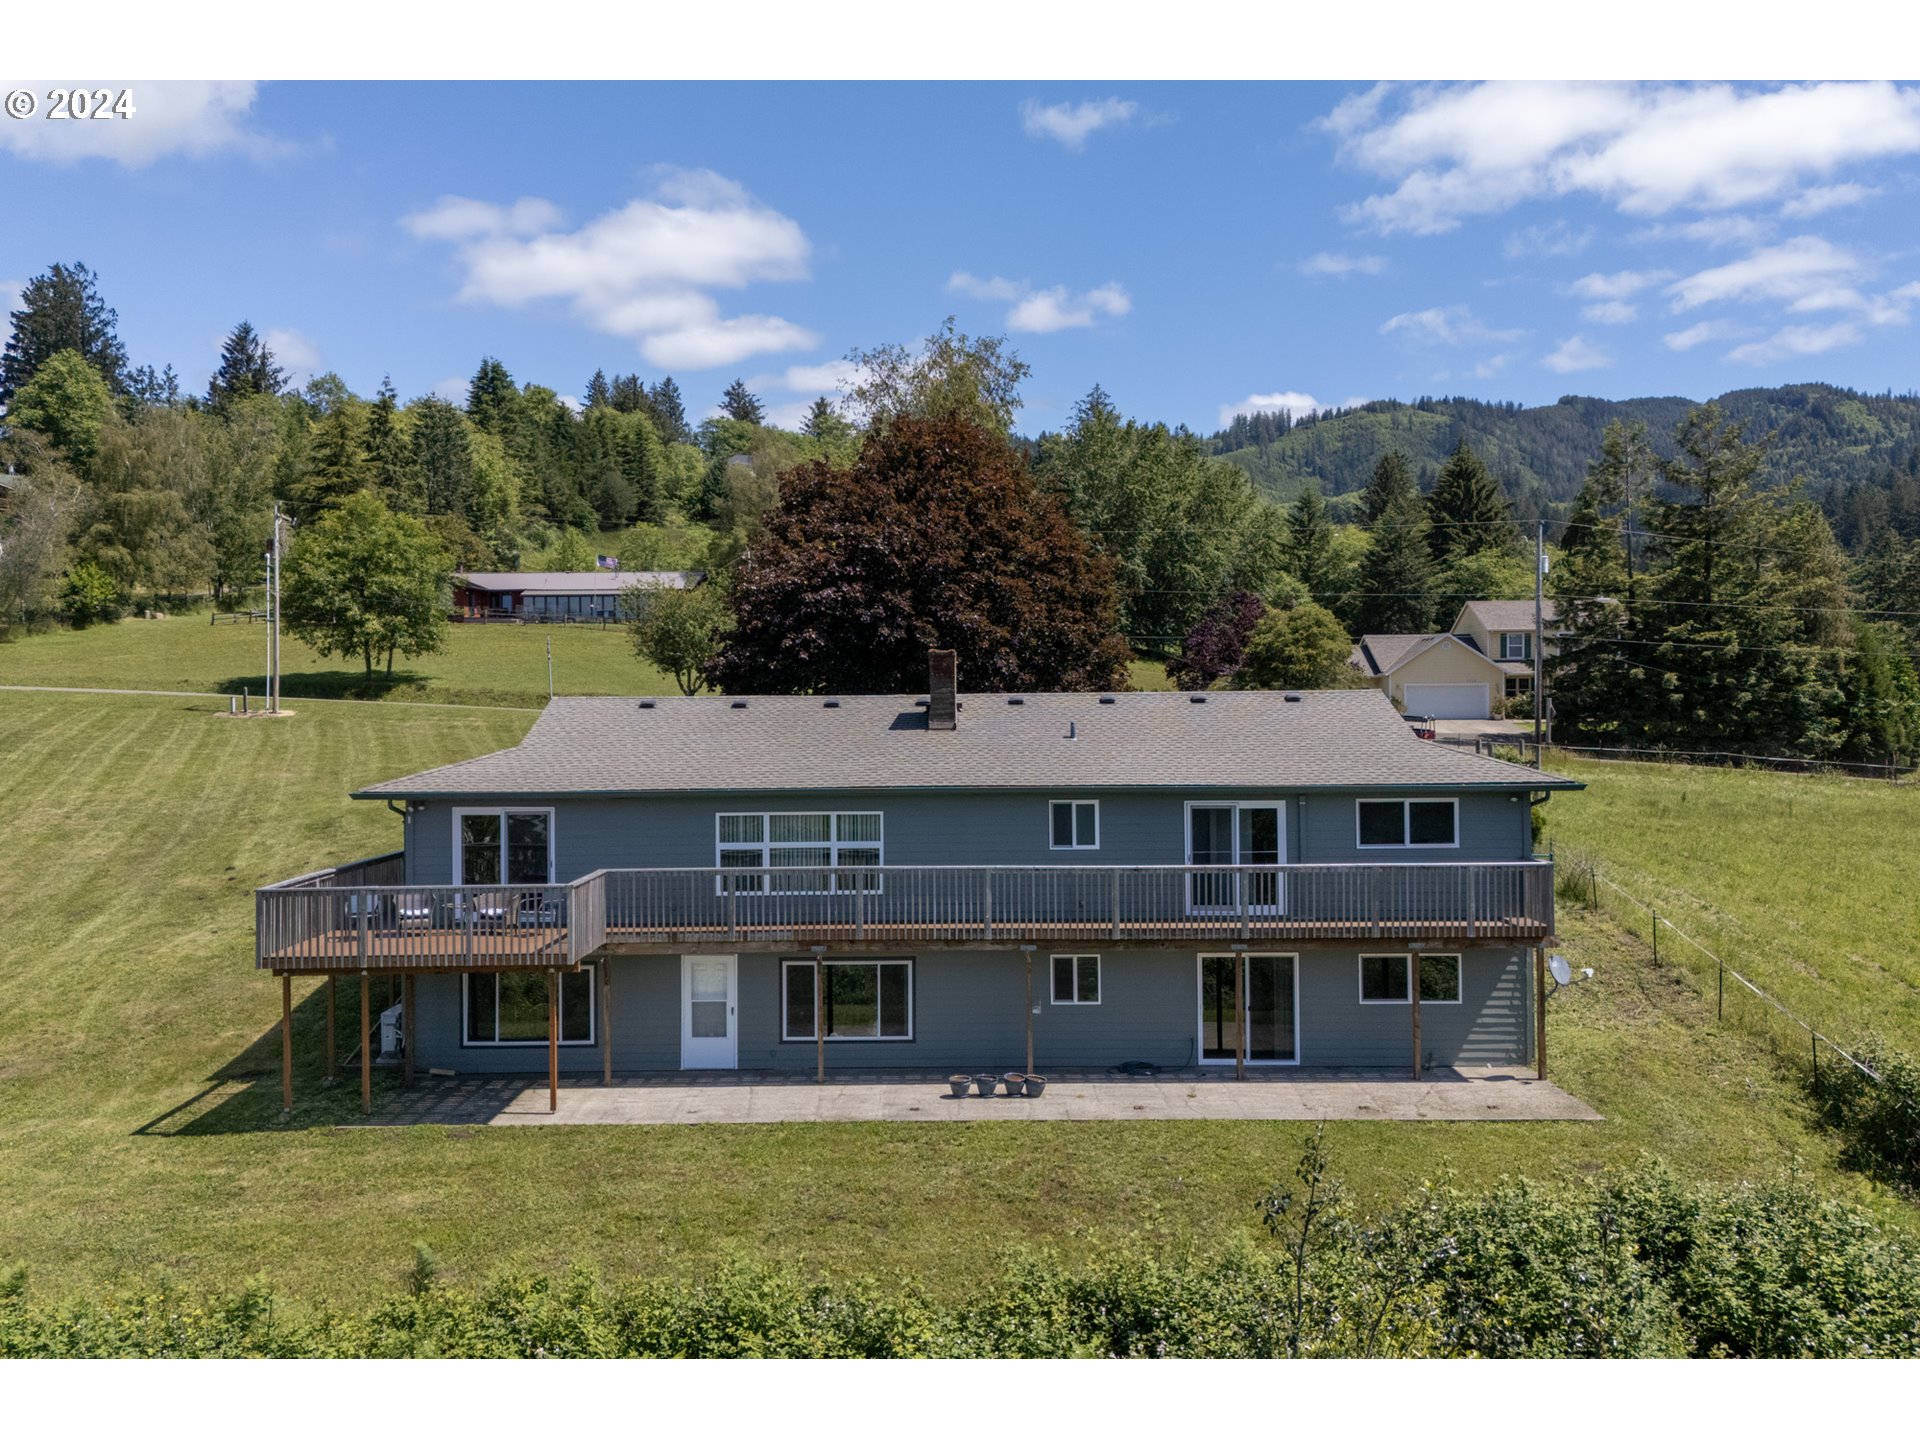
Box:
xmin=1811 ymin=1039 xmax=1920 ymax=1192
xmin=59 ymin=562 xmax=122 ymax=627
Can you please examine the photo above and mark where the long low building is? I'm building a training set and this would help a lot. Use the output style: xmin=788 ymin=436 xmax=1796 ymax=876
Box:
xmin=452 ymin=570 xmax=702 ymax=621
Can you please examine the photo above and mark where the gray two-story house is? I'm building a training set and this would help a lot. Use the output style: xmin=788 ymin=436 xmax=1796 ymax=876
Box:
xmin=256 ymin=653 xmax=1579 ymax=1110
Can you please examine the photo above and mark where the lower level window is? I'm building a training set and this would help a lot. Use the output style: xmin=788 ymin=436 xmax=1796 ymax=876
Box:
xmin=782 ymin=959 xmax=912 ymax=1040
xmin=1052 ymin=954 xmax=1101 ymax=1004
xmin=1358 ymin=953 xmax=1462 ymax=1004
xmin=465 ymin=967 xmax=595 ymax=1044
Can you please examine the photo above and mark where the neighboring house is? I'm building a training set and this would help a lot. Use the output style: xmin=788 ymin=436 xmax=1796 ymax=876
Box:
xmin=451 ymin=570 xmax=702 ymax=621
xmin=1350 ymin=600 xmax=1562 ymax=720
xmin=258 ymin=653 xmax=1579 ymax=1102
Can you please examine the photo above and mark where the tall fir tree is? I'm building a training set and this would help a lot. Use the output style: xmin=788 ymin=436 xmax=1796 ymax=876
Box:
xmin=1583 ymin=419 xmax=1655 ymax=601
xmin=1547 ymin=479 xmax=1637 ymax=741
xmin=411 ymin=396 xmax=475 ymax=520
xmin=205 ymin=322 xmax=284 ymax=413
xmin=609 ymin=373 xmax=646 ymax=414
xmin=297 ymin=398 xmax=370 ymax=518
xmin=584 ymin=369 xmax=612 ymax=409
xmin=364 ymin=377 xmax=421 ymax=513
xmin=646 ymin=377 xmax=690 ymax=445
xmin=465 ymin=357 xmax=519 ymax=435
xmin=0 ymin=261 xmax=129 ymax=403
xmin=1359 ymin=450 xmax=1417 ymax=527
xmin=1425 ymin=438 xmax=1514 ymax=561
xmin=1283 ymin=483 xmax=1337 ymax=601
xmin=1353 ymin=488 xmax=1437 ymax=635
xmin=720 ymin=378 xmax=765 ymax=424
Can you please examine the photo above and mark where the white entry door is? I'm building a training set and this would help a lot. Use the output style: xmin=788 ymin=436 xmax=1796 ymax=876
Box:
xmin=681 ymin=955 xmax=738 ymax=1069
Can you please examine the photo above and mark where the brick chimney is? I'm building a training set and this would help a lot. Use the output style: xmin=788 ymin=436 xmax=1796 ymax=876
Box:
xmin=927 ymin=649 xmax=957 ymax=730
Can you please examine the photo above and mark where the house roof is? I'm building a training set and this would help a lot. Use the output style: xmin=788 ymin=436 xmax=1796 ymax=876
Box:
xmin=353 ymin=688 xmax=1579 ymax=799
xmin=1456 ymin=598 xmax=1560 ymax=633
xmin=454 ymin=570 xmax=701 ymax=596
xmin=1354 ymin=632 xmax=1509 ymax=680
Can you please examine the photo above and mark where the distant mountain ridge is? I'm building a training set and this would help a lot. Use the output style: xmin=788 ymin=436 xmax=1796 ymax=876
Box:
xmin=1208 ymin=384 xmax=1920 ymax=519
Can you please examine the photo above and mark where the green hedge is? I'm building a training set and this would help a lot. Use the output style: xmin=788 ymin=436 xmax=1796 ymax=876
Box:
xmin=4 ymin=1158 xmax=1916 ymax=1357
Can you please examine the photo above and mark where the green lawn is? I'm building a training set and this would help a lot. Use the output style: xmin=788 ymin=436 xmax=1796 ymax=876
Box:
xmin=1541 ymin=753 xmax=1920 ymax=1058
xmin=0 ymin=613 xmax=678 ymax=707
xmin=0 ymin=691 xmax=1907 ymax=1306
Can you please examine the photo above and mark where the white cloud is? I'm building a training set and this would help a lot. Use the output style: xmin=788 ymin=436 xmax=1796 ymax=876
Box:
xmin=949 ymin=272 xmax=1131 ymax=333
xmin=1635 ymin=214 xmax=1776 ymax=248
xmin=1667 ymin=236 xmax=1862 ymax=311
xmin=263 ymin=328 xmax=320 ymax=384
xmin=0 ymin=278 xmax=22 ymax=319
xmin=1504 ymin=220 xmax=1593 ymax=258
xmin=1326 ymin=81 xmax=1920 ymax=235
xmin=1781 ymin=182 xmax=1879 ymax=218
xmin=1020 ymin=97 xmax=1138 ymax=150
xmin=1299 ymin=251 xmax=1385 ymax=278
xmin=1581 ymin=301 xmax=1638 ymax=325
xmin=1663 ymin=320 xmax=1734 ymax=351
xmin=1726 ymin=322 xmax=1864 ymax=365
xmin=1379 ymin=304 xmax=1524 ymax=346
xmin=429 ymin=376 xmax=467 ymax=403
xmin=1218 ymin=391 xmax=1321 ymax=427
xmin=403 ymin=169 xmax=817 ymax=369
xmin=1474 ymin=355 xmax=1511 ymax=379
xmin=1542 ymin=335 xmax=1611 ymax=373
xmin=1570 ymin=268 xmax=1672 ymax=300
xmin=0 ymin=81 xmax=286 ymax=166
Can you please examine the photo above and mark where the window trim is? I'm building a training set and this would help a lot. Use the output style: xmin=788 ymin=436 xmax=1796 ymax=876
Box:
xmin=715 ymin=811 xmax=885 ymax=894
xmin=1050 ymin=953 xmax=1102 ymax=1005
xmin=779 ymin=957 xmax=915 ymax=1042
xmin=1354 ymin=797 xmax=1460 ymax=850
xmin=1048 ymin=799 xmax=1100 ymax=851
xmin=1357 ymin=953 xmax=1464 ymax=1006
xmin=1500 ymin=631 xmax=1529 ymax=661
xmin=462 ymin=963 xmax=597 ymax=1046
xmin=451 ymin=806 xmax=557 ymax=885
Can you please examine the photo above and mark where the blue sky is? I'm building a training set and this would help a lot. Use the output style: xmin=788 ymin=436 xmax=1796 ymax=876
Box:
xmin=2 ymin=80 xmax=1917 ymax=434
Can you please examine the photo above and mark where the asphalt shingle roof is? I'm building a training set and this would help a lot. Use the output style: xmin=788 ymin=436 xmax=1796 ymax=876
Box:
xmin=354 ymin=688 xmax=1578 ymax=799
xmin=1458 ymin=598 xmax=1560 ymax=633
xmin=455 ymin=570 xmax=700 ymax=595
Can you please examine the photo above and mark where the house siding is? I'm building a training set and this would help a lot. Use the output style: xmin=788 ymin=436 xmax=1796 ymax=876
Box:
xmin=405 ymin=944 xmax=1533 ymax=1074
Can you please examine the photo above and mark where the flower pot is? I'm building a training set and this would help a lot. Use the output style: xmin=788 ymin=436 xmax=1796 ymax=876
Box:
xmin=972 ymin=1074 xmax=997 ymax=1096
xmin=1023 ymin=1074 xmax=1048 ymax=1098
xmin=947 ymin=1076 xmax=971 ymax=1099
xmin=1001 ymin=1072 xmax=1026 ymax=1096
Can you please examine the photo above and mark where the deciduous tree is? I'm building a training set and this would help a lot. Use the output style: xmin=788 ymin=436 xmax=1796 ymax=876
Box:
xmin=625 ymin=581 xmax=726 ymax=695
xmin=280 ymin=491 xmax=451 ymax=678
xmin=1233 ymin=601 xmax=1355 ymax=690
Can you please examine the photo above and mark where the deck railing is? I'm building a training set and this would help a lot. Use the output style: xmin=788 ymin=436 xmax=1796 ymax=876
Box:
xmin=258 ymin=861 xmax=1554 ymax=971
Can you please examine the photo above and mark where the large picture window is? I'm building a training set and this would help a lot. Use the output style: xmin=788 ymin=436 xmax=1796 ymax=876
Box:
xmin=455 ymin=809 xmax=554 ymax=885
xmin=717 ymin=812 xmax=883 ymax=893
xmin=1356 ymin=798 xmax=1458 ymax=849
xmin=464 ymin=966 xmax=595 ymax=1045
xmin=1358 ymin=953 xmax=1462 ymax=1005
xmin=781 ymin=959 xmax=912 ymax=1040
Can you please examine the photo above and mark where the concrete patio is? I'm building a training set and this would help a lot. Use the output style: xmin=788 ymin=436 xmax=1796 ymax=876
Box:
xmin=360 ymin=1067 xmax=1600 ymax=1126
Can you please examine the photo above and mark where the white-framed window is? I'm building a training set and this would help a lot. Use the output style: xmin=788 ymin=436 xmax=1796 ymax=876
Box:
xmin=1500 ymin=632 xmax=1529 ymax=661
xmin=1358 ymin=953 xmax=1463 ymax=1005
xmin=1051 ymin=954 xmax=1101 ymax=1005
xmin=716 ymin=811 xmax=883 ymax=893
xmin=781 ymin=958 xmax=913 ymax=1040
xmin=453 ymin=808 xmax=555 ymax=884
xmin=1356 ymin=798 xmax=1458 ymax=849
xmin=1049 ymin=800 xmax=1099 ymax=850
xmin=464 ymin=965 xmax=595 ymax=1045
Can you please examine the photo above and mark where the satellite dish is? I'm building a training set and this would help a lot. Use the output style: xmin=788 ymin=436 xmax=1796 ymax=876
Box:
xmin=1548 ymin=954 xmax=1574 ymax=987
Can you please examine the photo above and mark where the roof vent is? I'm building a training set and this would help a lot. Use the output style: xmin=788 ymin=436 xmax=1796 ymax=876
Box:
xmin=1098 ymin=695 xmax=1116 ymax=705
xmin=1283 ymin=692 xmax=1303 ymax=703
xmin=823 ymin=698 xmax=841 ymax=708
xmin=638 ymin=700 xmax=656 ymax=709
xmin=1007 ymin=696 xmax=1025 ymax=706
xmin=1066 ymin=720 xmax=1077 ymax=739
xmin=731 ymin=700 xmax=748 ymax=709
xmin=1189 ymin=694 xmax=1207 ymax=704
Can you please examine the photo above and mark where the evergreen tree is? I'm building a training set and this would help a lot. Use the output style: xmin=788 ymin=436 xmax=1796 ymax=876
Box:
xmin=584 ymin=369 xmax=612 ymax=409
xmin=411 ymin=397 xmax=475 ymax=520
xmin=1353 ymin=489 xmax=1437 ymax=635
xmin=720 ymin=378 xmax=765 ymax=424
xmin=297 ymin=398 xmax=370 ymax=518
xmin=1548 ymin=479 xmax=1636 ymax=740
xmin=1360 ymin=450 xmax=1417 ymax=527
xmin=646 ymin=377 xmax=690 ymax=445
xmin=1426 ymin=438 xmax=1513 ymax=561
xmin=618 ymin=411 xmax=667 ymax=524
xmin=205 ymin=322 xmax=284 ymax=413
xmin=1 ymin=261 xmax=129 ymax=403
xmin=125 ymin=363 xmax=182 ymax=410
xmin=1584 ymin=420 xmax=1655 ymax=600
xmin=609 ymin=373 xmax=647 ymax=414
xmin=1283 ymin=483 xmax=1337 ymax=600
xmin=364 ymin=377 xmax=421 ymax=513
xmin=465 ymin=357 xmax=518 ymax=435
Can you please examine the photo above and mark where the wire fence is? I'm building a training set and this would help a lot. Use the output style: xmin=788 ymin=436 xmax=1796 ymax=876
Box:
xmin=1431 ymin=737 xmax=1914 ymax=783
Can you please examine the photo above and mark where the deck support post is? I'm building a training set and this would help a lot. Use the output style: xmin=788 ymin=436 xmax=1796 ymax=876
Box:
xmin=325 ymin=975 xmax=337 ymax=1085
xmin=1410 ymin=951 xmax=1423 ymax=1079
xmin=1234 ymin=950 xmax=1246 ymax=1082
xmin=280 ymin=973 xmax=293 ymax=1117
xmin=814 ymin=953 xmax=825 ymax=1084
xmin=402 ymin=974 xmax=415 ymax=1086
xmin=1534 ymin=946 xmax=1547 ymax=1080
xmin=1023 ymin=946 xmax=1036 ymax=1076
xmin=547 ymin=969 xmax=559 ymax=1114
xmin=601 ymin=961 xmax=613 ymax=1085
xmin=359 ymin=970 xmax=371 ymax=1115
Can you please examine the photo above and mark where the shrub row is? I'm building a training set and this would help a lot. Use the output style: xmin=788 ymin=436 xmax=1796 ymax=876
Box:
xmin=4 ymin=1158 xmax=1916 ymax=1358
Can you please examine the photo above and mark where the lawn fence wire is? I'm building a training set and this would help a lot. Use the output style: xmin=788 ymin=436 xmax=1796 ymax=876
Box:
xmin=1553 ymin=851 xmax=1918 ymax=1131
xmin=1436 ymin=737 xmax=1914 ymax=782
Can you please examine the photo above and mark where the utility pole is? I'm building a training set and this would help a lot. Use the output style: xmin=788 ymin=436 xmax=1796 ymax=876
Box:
xmin=269 ymin=504 xmax=285 ymax=714
xmin=547 ymin=634 xmax=554 ymax=700
xmin=1533 ymin=518 xmax=1546 ymax=767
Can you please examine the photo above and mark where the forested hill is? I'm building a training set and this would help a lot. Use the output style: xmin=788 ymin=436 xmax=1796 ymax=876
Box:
xmin=1210 ymin=384 xmax=1920 ymax=518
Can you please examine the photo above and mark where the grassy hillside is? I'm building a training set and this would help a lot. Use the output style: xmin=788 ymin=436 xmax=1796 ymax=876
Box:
xmin=0 ymin=613 xmax=678 ymax=707
xmin=1214 ymin=384 xmax=1920 ymax=510
xmin=0 ymin=691 xmax=1906 ymax=1304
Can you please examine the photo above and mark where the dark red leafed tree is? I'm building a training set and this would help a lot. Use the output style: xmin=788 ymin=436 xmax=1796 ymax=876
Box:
xmin=1166 ymin=589 xmax=1266 ymax=690
xmin=707 ymin=414 xmax=1131 ymax=694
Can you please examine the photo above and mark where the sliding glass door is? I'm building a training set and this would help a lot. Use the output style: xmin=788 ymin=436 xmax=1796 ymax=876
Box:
xmin=1186 ymin=803 xmax=1285 ymax=914
xmin=1198 ymin=954 xmax=1297 ymax=1064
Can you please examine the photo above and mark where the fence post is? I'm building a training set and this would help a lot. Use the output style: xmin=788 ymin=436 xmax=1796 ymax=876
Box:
xmin=1651 ymin=909 xmax=1658 ymax=965
xmin=1717 ymin=955 xmax=1724 ymax=1022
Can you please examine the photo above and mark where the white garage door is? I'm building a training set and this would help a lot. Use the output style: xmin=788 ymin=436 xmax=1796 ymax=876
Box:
xmin=1402 ymin=683 xmax=1490 ymax=720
